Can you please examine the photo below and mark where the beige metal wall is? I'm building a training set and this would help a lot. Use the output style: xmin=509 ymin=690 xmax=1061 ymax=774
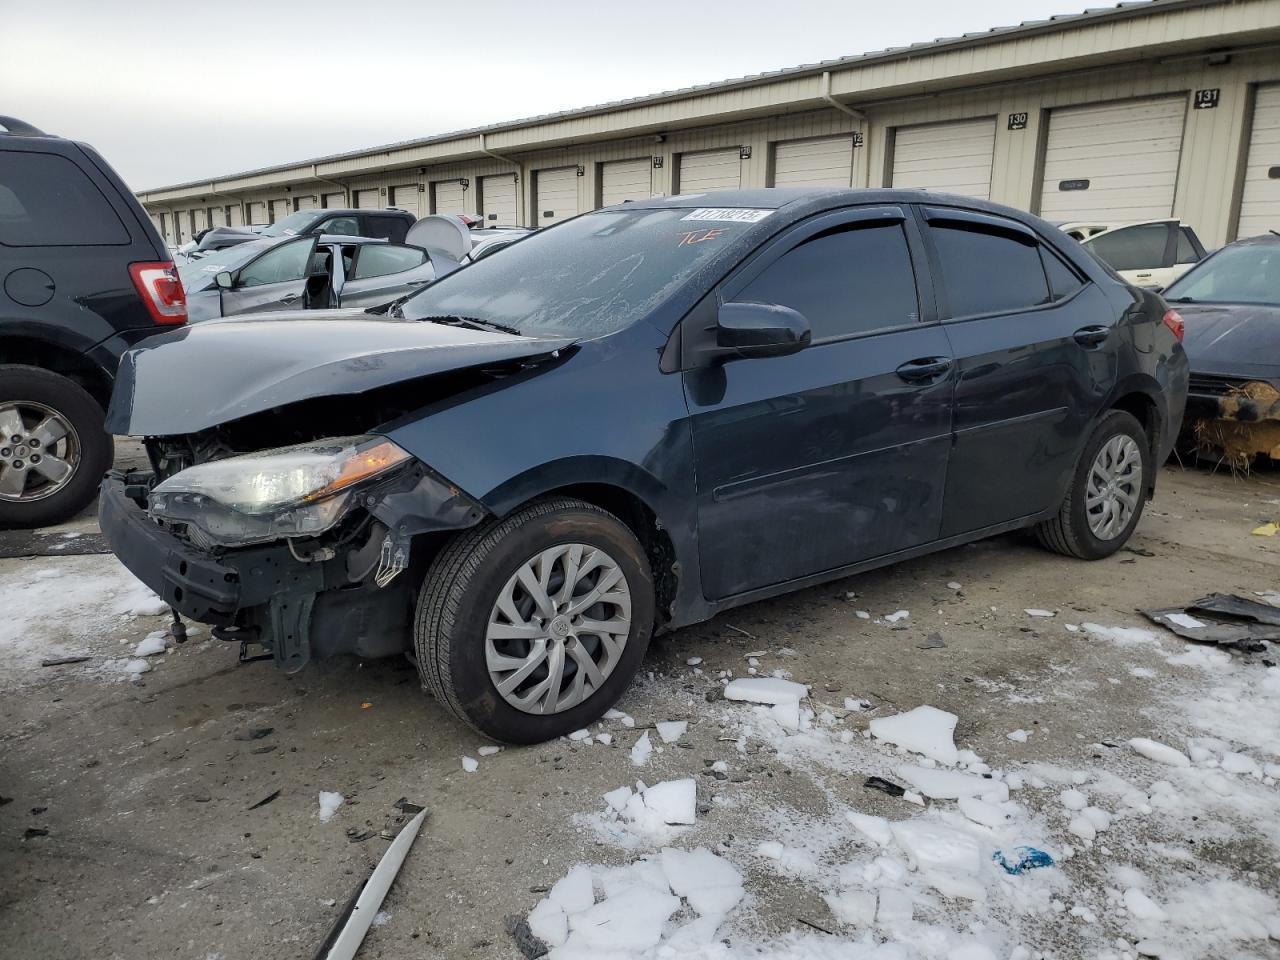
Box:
xmin=152 ymin=37 xmax=1280 ymax=249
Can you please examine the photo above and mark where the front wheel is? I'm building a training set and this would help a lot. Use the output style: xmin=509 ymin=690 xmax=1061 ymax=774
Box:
xmin=1035 ymin=409 xmax=1150 ymax=560
xmin=414 ymin=498 xmax=654 ymax=743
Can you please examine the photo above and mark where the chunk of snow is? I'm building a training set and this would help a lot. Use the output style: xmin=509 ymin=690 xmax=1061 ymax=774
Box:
xmin=824 ymin=889 xmax=877 ymax=926
xmin=876 ymin=888 xmax=915 ymax=925
xmin=478 ymin=745 xmax=501 ymax=756
xmin=770 ymin=700 xmax=802 ymax=730
xmin=686 ymin=656 xmax=702 ymax=666
xmin=884 ymin=610 xmax=910 ymax=623
xmin=1221 ymin=752 xmax=1260 ymax=776
xmin=133 ymin=633 xmax=167 ymax=657
xmin=1006 ymin=729 xmax=1030 ymax=743
xmin=565 ymin=885 xmax=680 ymax=952
xmin=660 ymin=847 xmax=743 ymax=915
xmin=549 ymin=864 xmax=595 ymax=914
xmin=845 ymin=810 xmax=893 ymax=846
xmin=870 ymin=705 xmax=959 ymax=764
xmin=1124 ymin=887 xmax=1168 ymax=922
xmin=958 ymin=796 xmax=1010 ymax=828
xmin=947 ymin=582 xmax=962 ymax=591
xmin=526 ymin=897 xmax=568 ymax=947
xmin=1129 ymin=738 xmax=1191 ymax=767
xmin=898 ymin=765 xmax=1009 ymax=801
xmin=1060 ymin=789 xmax=1088 ymax=811
xmin=317 ymin=791 xmax=343 ymax=822
xmin=641 ymin=779 xmax=696 ymax=825
xmin=723 ymin=677 xmax=807 ymax=705
xmin=1067 ymin=816 xmax=1096 ymax=842
xmin=461 ymin=756 xmax=478 ymax=773
xmin=655 ymin=720 xmax=687 ymax=744
xmin=630 ymin=731 xmax=653 ymax=766
xmin=595 ymin=732 xmax=613 ymax=746
xmin=568 ymin=728 xmax=592 ymax=741
xmin=891 ymin=820 xmax=983 ymax=877
xmin=604 ymin=786 xmax=633 ymax=813
xmin=1024 ymin=608 xmax=1055 ymax=618
xmin=855 ymin=610 xmax=871 ymax=620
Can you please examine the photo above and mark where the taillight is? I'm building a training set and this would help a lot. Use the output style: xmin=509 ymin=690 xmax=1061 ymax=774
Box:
xmin=1162 ymin=308 xmax=1184 ymax=343
xmin=129 ymin=261 xmax=187 ymax=326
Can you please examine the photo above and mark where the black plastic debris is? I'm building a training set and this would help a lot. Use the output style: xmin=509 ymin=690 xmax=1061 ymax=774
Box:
xmin=505 ymin=914 xmax=549 ymax=960
xmin=393 ymin=797 xmax=424 ymax=815
xmin=1142 ymin=593 xmax=1280 ymax=651
xmin=232 ymin=727 xmax=274 ymax=741
xmin=247 ymin=789 xmax=281 ymax=811
xmin=346 ymin=829 xmax=376 ymax=843
xmin=863 ymin=776 xmax=906 ymax=798
xmin=40 ymin=655 xmax=91 ymax=667
xmin=23 ymin=827 xmax=48 ymax=839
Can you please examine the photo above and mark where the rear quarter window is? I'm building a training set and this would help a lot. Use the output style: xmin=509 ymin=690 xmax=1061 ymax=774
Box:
xmin=0 ymin=150 xmax=130 ymax=246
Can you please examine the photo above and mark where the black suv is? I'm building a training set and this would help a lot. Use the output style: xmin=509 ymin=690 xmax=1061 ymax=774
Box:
xmin=0 ymin=117 xmax=186 ymax=527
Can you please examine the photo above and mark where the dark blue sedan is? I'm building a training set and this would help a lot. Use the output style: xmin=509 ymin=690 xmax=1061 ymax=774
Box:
xmin=99 ymin=188 xmax=1188 ymax=743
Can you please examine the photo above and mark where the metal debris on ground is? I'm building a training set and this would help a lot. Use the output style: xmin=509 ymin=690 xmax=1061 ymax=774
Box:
xmin=317 ymin=808 xmax=427 ymax=960
xmin=40 ymin=656 xmax=91 ymax=667
xmin=392 ymin=797 xmax=424 ymax=815
xmin=917 ymin=633 xmax=947 ymax=650
xmin=1142 ymin=593 xmax=1280 ymax=651
xmin=247 ymin=789 xmax=280 ymax=811
xmin=863 ymin=776 xmax=907 ymax=798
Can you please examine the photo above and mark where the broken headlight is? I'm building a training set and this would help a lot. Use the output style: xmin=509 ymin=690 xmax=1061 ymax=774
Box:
xmin=148 ymin=436 xmax=413 ymax=547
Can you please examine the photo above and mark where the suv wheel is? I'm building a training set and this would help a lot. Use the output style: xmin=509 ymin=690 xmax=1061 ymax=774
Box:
xmin=0 ymin=365 xmax=112 ymax=528
xmin=414 ymin=498 xmax=654 ymax=743
xmin=1036 ymin=409 xmax=1150 ymax=560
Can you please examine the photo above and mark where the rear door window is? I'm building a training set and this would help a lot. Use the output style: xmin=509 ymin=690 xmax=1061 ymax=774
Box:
xmin=0 ymin=150 xmax=129 ymax=246
xmin=732 ymin=221 xmax=919 ymax=340
xmin=1041 ymin=248 xmax=1084 ymax=301
xmin=237 ymin=238 xmax=314 ymax=287
xmin=928 ymin=221 xmax=1050 ymax=316
xmin=1086 ymin=223 xmax=1171 ymax=271
xmin=317 ymin=216 xmax=360 ymax=237
xmin=351 ymin=244 xmax=428 ymax=279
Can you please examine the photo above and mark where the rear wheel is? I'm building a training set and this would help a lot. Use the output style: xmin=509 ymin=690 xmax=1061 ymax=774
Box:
xmin=0 ymin=366 xmax=111 ymax=528
xmin=1035 ymin=409 xmax=1150 ymax=560
xmin=414 ymin=498 xmax=654 ymax=743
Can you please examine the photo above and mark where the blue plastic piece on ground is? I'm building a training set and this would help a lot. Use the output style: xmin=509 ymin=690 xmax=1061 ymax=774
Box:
xmin=992 ymin=846 xmax=1055 ymax=874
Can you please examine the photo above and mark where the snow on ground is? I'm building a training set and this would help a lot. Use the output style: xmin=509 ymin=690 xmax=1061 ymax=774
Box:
xmin=0 ymin=554 xmax=169 ymax=684
xmin=539 ymin=615 xmax=1280 ymax=960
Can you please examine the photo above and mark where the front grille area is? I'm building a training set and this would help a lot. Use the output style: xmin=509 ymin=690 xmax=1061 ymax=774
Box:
xmin=1188 ymin=374 xmax=1257 ymax=397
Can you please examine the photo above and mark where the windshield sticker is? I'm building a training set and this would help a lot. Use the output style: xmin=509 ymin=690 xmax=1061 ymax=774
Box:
xmin=677 ymin=228 xmax=727 ymax=246
xmin=681 ymin=207 xmax=772 ymax=223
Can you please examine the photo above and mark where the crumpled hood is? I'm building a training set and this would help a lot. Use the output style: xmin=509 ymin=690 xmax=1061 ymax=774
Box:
xmin=1180 ymin=302 xmax=1280 ymax=382
xmin=105 ymin=312 xmax=574 ymax=436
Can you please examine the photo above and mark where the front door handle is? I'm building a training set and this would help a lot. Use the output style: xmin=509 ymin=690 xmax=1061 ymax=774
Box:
xmin=1073 ymin=325 xmax=1110 ymax=347
xmin=896 ymin=356 xmax=952 ymax=382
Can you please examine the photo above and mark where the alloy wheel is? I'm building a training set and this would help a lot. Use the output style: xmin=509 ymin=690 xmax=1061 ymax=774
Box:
xmin=0 ymin=402 xmax=80 ymax=503
xmin=485 ymin=543 xmax=632 ymax=714
xmin=1085 ymin=434 xmax=1141 ymax=540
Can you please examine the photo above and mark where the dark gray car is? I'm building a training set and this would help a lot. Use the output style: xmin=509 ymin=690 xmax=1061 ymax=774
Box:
xmin=180 ymin=234 xmax=443 ymax=321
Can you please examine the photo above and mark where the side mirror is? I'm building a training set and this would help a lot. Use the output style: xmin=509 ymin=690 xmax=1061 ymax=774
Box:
xmin=214 ymin=271 xmax=234 ymax=290
xmin=712 ymin=301 xmax=811 ymax=361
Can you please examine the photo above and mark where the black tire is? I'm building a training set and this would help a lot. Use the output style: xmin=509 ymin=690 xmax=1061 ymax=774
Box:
xmin=1035 ymin=409 xmax=1150 ymax=560
xmin=414 ymin=497 xmax=655 ymax=743
xmin=0 ymin=365 xmax=111 ymax=529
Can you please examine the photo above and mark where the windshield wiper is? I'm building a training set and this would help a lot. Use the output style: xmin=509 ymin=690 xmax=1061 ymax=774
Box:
xmin=417 ymin=315 xmax=523 ymax=336
xmin=1166 ymin=296 xmax=1196 ymax=303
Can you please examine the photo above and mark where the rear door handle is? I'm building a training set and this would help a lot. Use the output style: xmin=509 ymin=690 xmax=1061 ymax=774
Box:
xmin=895 ymin=357 xmax=952 ymax=382
xmin=1073 ymin=325 xmax=1110 ymax=347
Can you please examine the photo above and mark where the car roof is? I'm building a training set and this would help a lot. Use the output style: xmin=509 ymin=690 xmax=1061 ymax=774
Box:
xmin=1226 ymin=232 xmax=1280 ymax=246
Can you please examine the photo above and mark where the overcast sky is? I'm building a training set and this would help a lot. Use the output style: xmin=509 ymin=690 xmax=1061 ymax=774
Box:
xmin=5 ymin=0 xmax=1089 ymax=191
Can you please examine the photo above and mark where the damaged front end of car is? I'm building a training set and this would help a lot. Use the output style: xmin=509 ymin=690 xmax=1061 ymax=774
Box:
xmin=1183 ymin=377 xmax=1280 ymax=470
xmin=98 ymin=315 xmax=575 ymax=672
xmin=102 ymin=432 xmax=489 ymax=671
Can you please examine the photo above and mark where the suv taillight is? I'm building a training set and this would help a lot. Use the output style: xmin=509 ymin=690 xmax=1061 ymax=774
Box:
xmin=1162 ymin=308 xmax=1185 ymax=343
xmin=129 ymin=261 xmax=187 ymax=325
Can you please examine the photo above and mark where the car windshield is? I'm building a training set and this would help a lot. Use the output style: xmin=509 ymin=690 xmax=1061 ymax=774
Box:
xmin=260 ymin=211 xmax=317 ymax=237
xmin=177 ymin=237 xmax=277 ymax=288
xmin=1164 ymin=243 xmax=1280 ymax=307
xmin=398 ymin=207 xmax=762 ymax=336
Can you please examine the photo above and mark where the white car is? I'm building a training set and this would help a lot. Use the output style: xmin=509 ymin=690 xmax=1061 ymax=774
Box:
xmin=1061 ymin=218 xmax=1207 ymax=290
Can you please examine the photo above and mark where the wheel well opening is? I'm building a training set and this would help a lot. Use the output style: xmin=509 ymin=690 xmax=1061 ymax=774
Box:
xmin=0 ymin=338 xmax=111 ymax=410
xmin=1110 ymin=392 xmax=1161 ymax=491
xmin=531 ymin=483 xmax=678 ymax=630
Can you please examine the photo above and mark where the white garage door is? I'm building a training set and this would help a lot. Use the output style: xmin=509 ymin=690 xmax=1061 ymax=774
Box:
xmin=294 ymin=195 xmax=316 ymax=211
xmin=1038 ymin=96 xmax=1186 ymax=223
xmin=481 ymin=174 xmax=518 ymax=225
xmin=354 ymin=189 xmax=382 ymax=209
xmin=600 ymin=158 xmax=652 ymax=206
xmin=322 ymin=191 xmax=345 ymax=209
xmin=536 ymin=167 xmax=579 ymax=226
xmin=678 ymin=149 xmax=742 ymax=194
xmin=774 ymin=136 xmax=854 ymax=187
xmin=1237 ymin=84 xmax=1280 ymax=239
xmin=246 ymin=201 xmax=266 ymax=225
xmin=433 ymin=180 xmax=467 ymax=216
xmin=892 ymin=118 xmax=995 ymax=199
xmin=193 ymin=208 xmax=207 ymax=233
xmin=227 ymin=205 xmax=244 ymax=227
xmin=209 ymin=207 xmax=225 ymax=227
xmin=392 ymin=184 xmax=421 ymax=218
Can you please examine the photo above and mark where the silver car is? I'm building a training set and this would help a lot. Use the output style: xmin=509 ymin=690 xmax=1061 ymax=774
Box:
xmin=178 ymin=234 xmax=445 ymax=321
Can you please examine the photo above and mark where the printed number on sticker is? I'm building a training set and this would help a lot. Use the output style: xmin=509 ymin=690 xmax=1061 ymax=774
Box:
xmin=681 ymin=208 xmax=772 ymax=223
